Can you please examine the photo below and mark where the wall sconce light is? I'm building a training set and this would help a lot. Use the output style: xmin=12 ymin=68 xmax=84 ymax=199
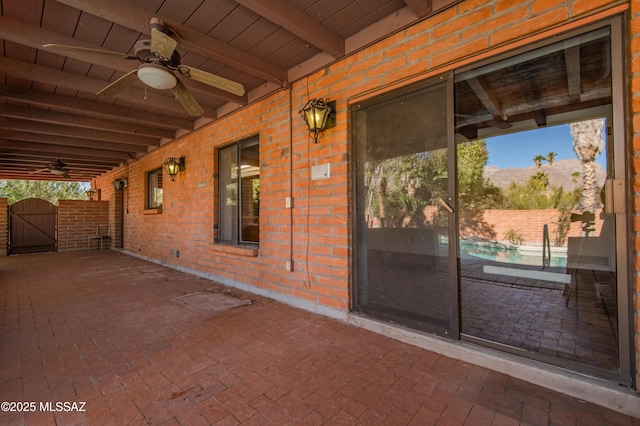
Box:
xmin=85 ymin=188 xmax=97 ymax=198
xmin=164 ymin=156 xmax=185 ymax=181
xmin=112 ymin=178 xmax=128 ymax=190
xmin=300 ymin=98 xmax=336 ymax=143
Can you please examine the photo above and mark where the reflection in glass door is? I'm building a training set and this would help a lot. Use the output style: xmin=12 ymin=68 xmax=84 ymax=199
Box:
xmin=454 ymin=24 xmax=630 ymax=382
xmin=352 ymin=77 xmax=457 ymax=336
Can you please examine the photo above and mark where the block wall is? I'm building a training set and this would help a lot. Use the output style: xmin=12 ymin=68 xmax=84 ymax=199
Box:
xmin=58 ymin=200 xmax=109 ymax=251
xmin=459 ymin=208 xmax=604 ymax=245
xmin=93 ymin=0 xmax=638 ymax=384
xmin=0 ymin=198 xmax=7 ymax=256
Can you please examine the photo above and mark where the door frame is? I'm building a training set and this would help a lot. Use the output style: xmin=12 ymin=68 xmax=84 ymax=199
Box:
xmin=350 ymin=71 xmax=460 ymax=339
xmin=451 ymin=15 xmax=632 ymax=386
xmin=349 ymin=14 xmax=633 ymax=386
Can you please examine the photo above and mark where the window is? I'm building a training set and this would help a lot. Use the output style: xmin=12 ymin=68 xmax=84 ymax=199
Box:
xmin=218 ymin=137 xmax=260 ymax=244
xmin=147 ymin=168 xmax=163 ymax=209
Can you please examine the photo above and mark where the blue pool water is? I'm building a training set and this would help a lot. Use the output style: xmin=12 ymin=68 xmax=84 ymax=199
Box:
xmin=460 ymin=240 xmax=567 ymax=268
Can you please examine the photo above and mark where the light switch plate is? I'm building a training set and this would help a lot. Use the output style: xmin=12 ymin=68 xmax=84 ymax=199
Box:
xmin=311 ymin=163 xmax=330 ymax=181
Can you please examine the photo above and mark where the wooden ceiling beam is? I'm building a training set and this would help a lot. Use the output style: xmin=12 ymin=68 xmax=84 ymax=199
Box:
xmin=0 ymin=56 xmax=217 ymax=118
xmin=402 ymin=0 xmax=433 ymax=18
xmin=234 ymin=0 xmax=344 ymax=58
xmin=5 ymin=151 xmax=120 ymax=170
xmin=0 ymin=117 xmax=160 ymax=147
xmin=466 ymin=77 xmax=505 ymax=120
xmin=532 ymin=110 xmax=548 ymax=127
xmin=2 ymin=162 xmax=105 ymax=172
xmin=0 ymin=84 xmax=193 ymax=131
xmin=2 ymin=162 xmax=107 ymax=176
xmin=55 ymin=0 xmax=288 ymax=85
xmin=0 ymin=172 xmax=94 ymax=182
xmin=565 ymin=46 xmax=581 ymax=103
xmin=3 ymin=130 xmax=148 ymax=154
xmin=2 ymin=170 xmax=100 ymax=180
xmin=2 ymin=151 xmax=123 ymax=167
xmin=0 ymin=15 xmax=134 ymax=70
xmin=465 ymin=76 xmax=512 ymax=129
xmin=0 ymin=139 xmax=130 ymax=162
xmin=0 ymin=103 xmax=173 ymax=139
xmin=515 ymin=76 xmax=548 ymax=127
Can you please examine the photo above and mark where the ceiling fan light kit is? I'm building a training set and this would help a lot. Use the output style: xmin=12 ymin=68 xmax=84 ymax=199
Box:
xmin=50 ymin=168 xmax=67 ymax=176
xmin=137 ymin=64 xmax=177 ymax=90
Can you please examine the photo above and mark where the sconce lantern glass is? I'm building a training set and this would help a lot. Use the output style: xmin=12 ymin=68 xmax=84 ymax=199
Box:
xmin=300 ymin=98 xmax=336 ymax=143
xmin=112 ymin=178 xmax=127 ymax=190
xmin=86 ymin=188 xmax=97 ymax=198
xmin=164 ymin=156 xmax=185 ymax=181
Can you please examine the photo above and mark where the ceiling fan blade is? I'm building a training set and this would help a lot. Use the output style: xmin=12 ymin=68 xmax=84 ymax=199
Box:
xmin=43 ymin=44 xmax=137 ymax=60
xmin=171 ymin=79 xmax=204 ymax=117
xmin=97 ymin=70 xmax=139 ymax=97
xmin=151 ymin=28 xmax=178 ymax=61
xmin=29 ymin=168 xmax=50 ymax=174
xmin=177 ymin=65 xmax=245 ymax=97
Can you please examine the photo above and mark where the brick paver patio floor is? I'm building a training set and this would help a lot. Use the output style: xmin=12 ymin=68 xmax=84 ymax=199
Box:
xmin=1 ymin=251 xmax=638 ymax=425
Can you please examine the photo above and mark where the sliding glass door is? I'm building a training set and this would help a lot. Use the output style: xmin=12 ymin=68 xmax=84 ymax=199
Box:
xmin=352 ymin=75 xmax=458 ymax=337
xmin=352 ymin=18 xmax=631 ymax=384
xmin=454 ymin=23 xmax=630 ymax=382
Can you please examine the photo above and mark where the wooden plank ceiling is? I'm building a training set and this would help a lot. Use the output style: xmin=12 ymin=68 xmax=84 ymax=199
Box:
xmin=0 ymin=0 xmax=458 ymax=181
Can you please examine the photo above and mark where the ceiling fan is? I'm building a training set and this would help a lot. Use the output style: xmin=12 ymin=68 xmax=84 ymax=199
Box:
xmin=43 ymin=18 xmax=245 ymax=116
xmin=30 ymin=158 xmax=71 ymax=178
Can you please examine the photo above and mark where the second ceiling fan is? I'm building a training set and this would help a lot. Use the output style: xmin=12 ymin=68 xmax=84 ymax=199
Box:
xmin=30 ymin=158 xmax=72 ymax=178
xmin=44 ymin=18 xmax=245 ymax=116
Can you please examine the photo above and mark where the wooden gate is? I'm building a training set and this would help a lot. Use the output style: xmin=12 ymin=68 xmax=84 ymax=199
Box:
xmin=9 ymin=198 xmax=57 ymax=254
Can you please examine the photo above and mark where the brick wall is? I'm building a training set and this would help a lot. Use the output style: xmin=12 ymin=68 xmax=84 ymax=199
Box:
xmin=459 ymin=208 xmax=604 ymax=245
xmin=0 ymin=198 xmax=7 ymax=256
xmin=57 ymin=200 xmax=109 ymax=251
xmin=93 ymin=0 xmax=637 ymax=384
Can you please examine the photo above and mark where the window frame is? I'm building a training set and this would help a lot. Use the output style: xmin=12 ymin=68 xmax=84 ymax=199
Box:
xmin=146 ymin=167 xmax=163 ymax=211
xmin=216 ymin=136 xmax=260 ymax=246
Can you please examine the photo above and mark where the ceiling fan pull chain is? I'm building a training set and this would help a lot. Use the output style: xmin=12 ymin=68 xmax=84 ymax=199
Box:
xmin=144 ymin=84 xmax=148 ymax=100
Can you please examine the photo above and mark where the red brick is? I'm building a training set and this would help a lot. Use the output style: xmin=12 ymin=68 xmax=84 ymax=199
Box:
xmin=491 ymin=8 xmax=570 ymax=46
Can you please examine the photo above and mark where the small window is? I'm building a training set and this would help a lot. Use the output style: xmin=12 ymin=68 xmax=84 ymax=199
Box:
xmin=147 ymin=168 xmax=163 ymax=209
xmin=218 ymin=137 xmax=260 ymax=244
